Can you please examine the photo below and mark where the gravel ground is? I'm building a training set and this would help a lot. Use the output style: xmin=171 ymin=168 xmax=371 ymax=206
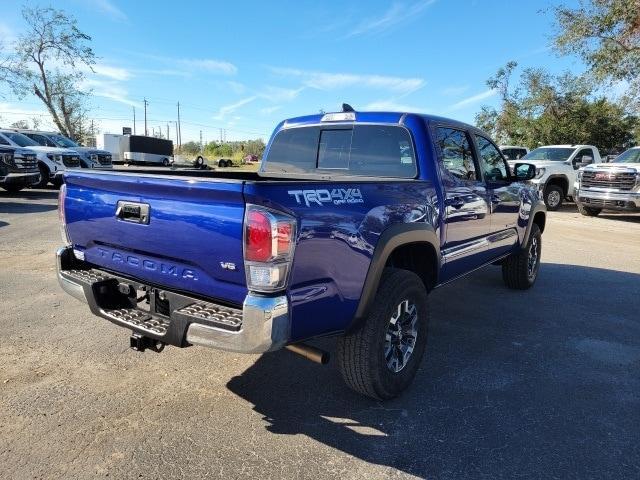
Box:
xmin=1 ymin=188 xmax=639 ymax=480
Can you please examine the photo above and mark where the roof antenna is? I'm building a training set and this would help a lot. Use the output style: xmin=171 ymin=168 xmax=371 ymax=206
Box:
xmin=342 ymin=103 xmax=355 ymax=112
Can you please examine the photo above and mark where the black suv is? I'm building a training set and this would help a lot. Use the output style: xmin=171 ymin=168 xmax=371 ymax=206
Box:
xmin=0 ymin=146 xmax=40 ymax=192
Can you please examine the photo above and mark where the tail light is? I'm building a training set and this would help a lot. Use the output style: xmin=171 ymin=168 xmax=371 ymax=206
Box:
xmin=244 ymin=204 xmax=296 ymax=292
xmin=58 ymin=183 xmax=71 ymax=245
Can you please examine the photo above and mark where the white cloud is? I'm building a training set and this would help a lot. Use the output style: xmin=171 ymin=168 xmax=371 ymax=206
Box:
xmin=269 ymin=67 xmax=425 ymax=95
xmin=227 ymin=81 xmax=247 ymax=94
xmin=364 ymin=99 xmax=430 ymax=113
xmin=80 ymin=78 xmax=140 ymax=108
xmin=259 ymin=105 xmax=282 ymax=115
xmin=448 ymin=89 xmax=497 ymax=111
xmin=259 ymin=86 xmax=304 ymax=102
xmin=0 ymin=22 xmax=16 ymax=44
xmin=346 ymin=0 xmax=437 ymax=38
xmin=441 ymin=85 xmax=469 ymax=96
xmin=85 ymin=0 xmax=128 ymax=22
xmin=212 ymin=96 xmax=257 ymax=121
xmin=181 ymin=58 xmax=237 ymax=75
xmin=93 ymin=64 xmax=132 ymax=81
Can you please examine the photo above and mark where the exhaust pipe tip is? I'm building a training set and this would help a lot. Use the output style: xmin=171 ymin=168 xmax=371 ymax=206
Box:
xmin=285 ymin=343 xmax=330 ymax=365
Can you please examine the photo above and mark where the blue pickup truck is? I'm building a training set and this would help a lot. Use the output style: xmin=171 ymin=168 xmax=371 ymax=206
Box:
xmin=56 ymin=109 xmax=546 ymax=399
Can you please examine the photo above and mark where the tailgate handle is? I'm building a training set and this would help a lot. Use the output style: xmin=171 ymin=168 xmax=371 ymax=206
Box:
xmin=116 ymin=201 xmax=150 ymax=224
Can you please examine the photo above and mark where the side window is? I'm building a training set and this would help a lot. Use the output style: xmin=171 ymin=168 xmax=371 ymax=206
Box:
xmin=27 ymin=133 xmax=54 ymax=147
xmin=517 ymin=148 xmax=527 ymax=159
xmin=475 ymin=136 xmax=509 ymax=182
xmin=318 ymin=129 xmax=351 ymax=170
xmin=575 ymin=148 xmax=593 ymax=160
xmin=0 ymin=135 xmax=9 ymax=145
xmin=435 ymin=127 xmax=478 ymax=181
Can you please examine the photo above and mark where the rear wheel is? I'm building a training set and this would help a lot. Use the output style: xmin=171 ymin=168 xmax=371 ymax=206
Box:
xmin=33 ymin=163 xmax=50 ymax=189
xmin=225 ymin=159 xmax=233 ymax=167
xmin=218 ymin=159 xmax=226 ymax=168
xmin=577 ymin=204 xmax=601 ymax=216
xmin=162 ymin=158 xmax=170 ymax=166
xmin=543 ymin=185 xmax=563 ymax=211
xmin=502 ymin=223 xmax=542 ymax=290
xmin=337 ymin=268 xmax=429 ymax=400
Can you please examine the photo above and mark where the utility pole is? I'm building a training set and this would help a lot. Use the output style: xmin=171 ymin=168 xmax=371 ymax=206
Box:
xmin=176 ymin=102 xmax=182 ymax=151
xmin=167 ymin=123 xmax=170 ymax=141
xmin=132 ymin=106 xmax=136 ymax=135
xmin=199 ymin=130 xmax=203 ymax=153
xmin=143 ymin=98 xmax=149 ymax=136
xmin=219 ymin=128 xmax=222 ymax=143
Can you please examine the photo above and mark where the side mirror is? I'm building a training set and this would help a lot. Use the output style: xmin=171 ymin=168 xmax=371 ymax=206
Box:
xmin=513 ymin=162 xmax=536 ymax=181
xmin=574 ymin=155 xmax=594 ymax=169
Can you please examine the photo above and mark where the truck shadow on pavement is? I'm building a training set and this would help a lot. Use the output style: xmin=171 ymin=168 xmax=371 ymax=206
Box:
xmin=0 ymin=189 xmax=59 ymax=214
xmin=227 ymin=263 xmax=640 ymax=479
xmin=0 ymin=201 xmax=58 ymax=214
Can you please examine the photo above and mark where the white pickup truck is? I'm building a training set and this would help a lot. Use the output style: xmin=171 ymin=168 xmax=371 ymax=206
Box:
xmin=575 ymin=146 xmax=640 ymax=216
xmin=513 ymin=145 xmax=601 ymax=210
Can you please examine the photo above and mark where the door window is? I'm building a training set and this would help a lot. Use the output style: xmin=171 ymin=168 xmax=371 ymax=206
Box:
xmin=475 ymin=136 xmax=509 ymax=182
xmin=435 ymin=127 xmax=479 ymax=181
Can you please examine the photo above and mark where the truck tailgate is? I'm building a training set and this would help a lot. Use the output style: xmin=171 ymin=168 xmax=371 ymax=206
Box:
xmin=64 ymin=172 xmax=247 ymax=305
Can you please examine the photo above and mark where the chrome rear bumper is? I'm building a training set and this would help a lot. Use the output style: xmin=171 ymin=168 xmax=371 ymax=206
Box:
xmin=56 ymin=246 xmax=290 ymax=353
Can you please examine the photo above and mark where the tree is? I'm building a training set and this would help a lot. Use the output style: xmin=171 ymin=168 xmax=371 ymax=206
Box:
xmin=2 ymin=6 xmax=95 ymax=140
xmin=551 ymin=0 xmax=640 ymax=109
xmin=476 ymin=62 xmax=638 ymax=151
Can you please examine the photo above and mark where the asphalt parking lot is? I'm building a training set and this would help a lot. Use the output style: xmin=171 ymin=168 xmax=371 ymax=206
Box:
xmin=1 ymin=188 xmax=639 ymax=480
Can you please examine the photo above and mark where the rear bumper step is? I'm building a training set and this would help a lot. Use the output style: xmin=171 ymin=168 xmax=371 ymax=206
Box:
xmin=56 ymin=246 xmax=290 ymax=353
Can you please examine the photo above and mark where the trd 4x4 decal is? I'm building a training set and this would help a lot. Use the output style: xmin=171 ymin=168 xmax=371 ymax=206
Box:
xmin=288 ymin=188 xmax=364 ymax=207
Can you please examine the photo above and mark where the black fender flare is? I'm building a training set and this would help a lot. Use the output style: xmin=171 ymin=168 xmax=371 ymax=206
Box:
xmin=521 ymin=200 xmax=546 ymax=249
xmin=351 ymin=223 xmax=440 ymax=327
xmin=542 ymin=174 xmax=570 ymax=196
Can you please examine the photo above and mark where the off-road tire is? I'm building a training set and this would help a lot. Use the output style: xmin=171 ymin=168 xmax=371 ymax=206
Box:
xmin=543 ymin=185 xmax=563 ymax=211
xmin=577 ymin=204 xmax=601 ymax=217
xmin=502 ymin=223 xmax=542 ymax=290
xmin=33 ymin=163 xmax=50 ymax=189
xmin=337 ymin=268 xmax=429 ymax=400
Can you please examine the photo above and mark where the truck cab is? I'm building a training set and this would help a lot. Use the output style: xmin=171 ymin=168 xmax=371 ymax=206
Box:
xmin=575 ymin=146 xmax=640 ymax=216
xmin=515 ymin=144 xmax=601 ymax=210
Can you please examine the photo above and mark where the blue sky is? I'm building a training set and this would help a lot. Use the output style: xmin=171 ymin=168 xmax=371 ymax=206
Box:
xmin=0 ymin=0 xmax=586 ymax=142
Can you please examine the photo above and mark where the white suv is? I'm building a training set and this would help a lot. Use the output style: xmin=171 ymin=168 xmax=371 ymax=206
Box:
xmin=0 ymin=130 xmax=81 ymax=188
xmin=514 ymin=145 xmax=602 ymax=210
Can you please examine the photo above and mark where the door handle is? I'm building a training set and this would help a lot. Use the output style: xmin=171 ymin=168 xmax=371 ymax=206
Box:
xmin=445 ymin=196 xmax=465 ymax=209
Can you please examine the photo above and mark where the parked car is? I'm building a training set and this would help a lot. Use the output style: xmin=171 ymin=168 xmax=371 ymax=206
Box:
xmin=500 ymin=145 xmax=529 ymax=161
xmin=0 ymin=129 xmax=81 ymax=188
xmin=56 ymin=109 xmax=545 ymax=399
xmin=243 ymin=154 xmax=259 ymax=163
xmin=0 ymin=145 xmax=40 ymax=192
xmin=575 ymin=146 xmax=640 ymax=216
xmin=514 ymin=144 xmax=602 ymax=210
xmin=15 ymin=129 xmax=113 ymax=170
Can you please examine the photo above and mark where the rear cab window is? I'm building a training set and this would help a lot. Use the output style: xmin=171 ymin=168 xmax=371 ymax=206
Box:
xmin=262 ymin=124 xmax=417 ymax=178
